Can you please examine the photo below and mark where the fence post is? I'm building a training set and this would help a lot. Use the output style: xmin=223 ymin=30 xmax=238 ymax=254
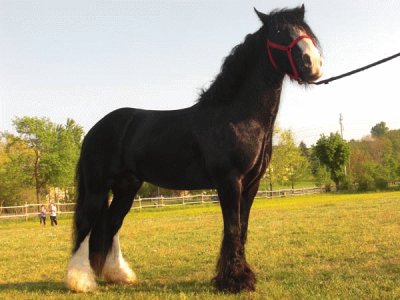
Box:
xmin=25 ymin=202 xmax=28 ymax=221
xmin=138 ymin=196 xmax=142 ymax=210
xmin=182 ymin=196 xmax=185 ymax=205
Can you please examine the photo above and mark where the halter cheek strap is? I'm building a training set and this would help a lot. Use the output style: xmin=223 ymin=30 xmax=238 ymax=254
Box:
xmin=267 ymin=35 xmax=316 ymax=81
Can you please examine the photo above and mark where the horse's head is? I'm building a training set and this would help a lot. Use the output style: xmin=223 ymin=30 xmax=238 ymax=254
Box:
xmin=255 ymin=5 xmax=323 ymax=83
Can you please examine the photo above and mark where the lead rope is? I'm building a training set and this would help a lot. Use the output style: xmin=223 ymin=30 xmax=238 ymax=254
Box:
xmin=311 ymin=52 xmax=400 ymax=85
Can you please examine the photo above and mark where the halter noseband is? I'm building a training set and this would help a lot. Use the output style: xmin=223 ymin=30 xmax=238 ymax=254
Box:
xmin=267 ymin=34 xmax=316 ymax=81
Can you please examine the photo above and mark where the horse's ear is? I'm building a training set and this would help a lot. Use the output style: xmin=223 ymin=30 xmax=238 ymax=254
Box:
xmin=298 ymin=4 xmax=305 ymax=20
xmin=254 ymin=7 xmax=269 ymax=24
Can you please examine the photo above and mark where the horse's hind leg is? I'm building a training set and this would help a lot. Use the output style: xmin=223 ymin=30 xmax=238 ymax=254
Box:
xmin=101 ymin=232 xmax=136 ymax=284
xmin=66 ymin=190 xmax=109 ymax=293
xmin=89 ymin=172 xmax=142 ymax=285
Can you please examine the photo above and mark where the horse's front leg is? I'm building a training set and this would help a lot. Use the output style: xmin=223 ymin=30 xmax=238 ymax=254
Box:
xmin=237 ymin=180 xmax=261 ymax=289
xmin=213 ymin=176 xmax=254 ymax=293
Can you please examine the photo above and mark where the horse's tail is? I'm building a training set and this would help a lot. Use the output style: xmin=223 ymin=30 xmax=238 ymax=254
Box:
xmin=72 ymin=141 xmax=111 ymax=251
xmin=67 ymin=144 xmax=109 ymax=291
xmin=72 ymin=155 xmax=87 ymax=253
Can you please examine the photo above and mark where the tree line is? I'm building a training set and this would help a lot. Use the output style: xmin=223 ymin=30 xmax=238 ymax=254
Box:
xmin=1 ymin=118 xmax=399 ymax=207
xmin=267 ymin=122 xmax=400 ymax=192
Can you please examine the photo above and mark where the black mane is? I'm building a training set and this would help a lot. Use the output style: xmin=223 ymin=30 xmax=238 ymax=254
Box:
xmin=197 ymin=29 xmax=264 ymax=104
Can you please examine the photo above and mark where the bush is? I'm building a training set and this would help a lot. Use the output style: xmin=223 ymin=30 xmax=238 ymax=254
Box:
xmin=314 ymin=166 xmax=332 ymax=189
xmin=357 ymin=174 xmax=375 ymax=192
xmin=374 ymin=178 xmax=389 ymax=190
xmin=339 ymin=176 xmax=352 ymax=191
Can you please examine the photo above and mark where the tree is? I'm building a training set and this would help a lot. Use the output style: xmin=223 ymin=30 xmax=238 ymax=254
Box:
xmin=54 ymin=119 xmax=84 ymax=199
xmin=13 ymin=117 xmax=57 ymax=203
xmin=299 ymin=141 xmax=310 ymax=159
xmin=313 ymin=132 xmax=350 ymax=190
xmin=264 ymin=126 xmax=281 ymax=191
xmin=386 ymin=129 xmax=400 ymax=175
xmin=309 ymin=149 xmax=332 ymax=190
xmin=0 ymin=133 xmax=34 ymax=206
xmin=348 ymin=130 xmax=400 ymax=191
xmin=371 ymin=121 xmax=389 ymax=137
xmin=1 ymin=117 xmax=84 ymax=206
xmin=268 ymin=130 xmax=311 ymax=189
xmin=265 ymin=165 xmax=276 ymax=191
xmin=12 ymin=117 xmax=84 ymax=203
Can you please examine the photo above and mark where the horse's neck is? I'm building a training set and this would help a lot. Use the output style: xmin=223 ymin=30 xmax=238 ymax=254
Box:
xmin=230 ymin=65 xmax=284 ymax=129
xmin=196 ymin=29 xmax=285 ymax=128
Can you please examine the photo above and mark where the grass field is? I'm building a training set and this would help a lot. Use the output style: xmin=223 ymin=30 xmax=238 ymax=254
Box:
xmin=0 ymin=192 xmax=399 ymax=299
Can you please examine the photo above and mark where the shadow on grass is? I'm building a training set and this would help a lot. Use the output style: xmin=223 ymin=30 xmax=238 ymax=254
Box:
xmin=0 ymin=281 xmax=67 ymax=293
xmin=0 ymin=280 xmax=251 ymax=297
xmin=0 ymin=280 xmax=217 ymax=295
xmin=101 ymin=279 xmax=218 ymax=294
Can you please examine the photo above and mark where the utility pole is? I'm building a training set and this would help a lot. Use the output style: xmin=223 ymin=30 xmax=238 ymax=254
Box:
xmin=339 ymin=113 xmax=347 ymax=176
xmin=339 ymin=113 xmax=344 ymax=139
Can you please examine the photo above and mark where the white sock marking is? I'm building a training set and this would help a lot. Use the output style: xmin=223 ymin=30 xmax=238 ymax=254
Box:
xmin=65 ymin=233 xmax=97 ymax=292
xmin=102 ymin=233 xmax=137 ymax=284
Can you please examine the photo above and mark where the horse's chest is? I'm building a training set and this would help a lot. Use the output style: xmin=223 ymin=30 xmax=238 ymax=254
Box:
xmin=232 ymin=129 xmax=268 ymax=173
xmin=230 ymin=120 xmax=265 ymax=147
xmin=203 ymin=121 xmax=268 ymax=173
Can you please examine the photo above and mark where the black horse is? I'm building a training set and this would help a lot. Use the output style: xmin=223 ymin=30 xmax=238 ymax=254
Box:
xmin=66 ymin=5 xmax=322 ymax=293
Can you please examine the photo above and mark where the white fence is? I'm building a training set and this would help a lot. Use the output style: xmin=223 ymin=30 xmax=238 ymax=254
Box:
xmin=0 ymin=187 xmax=323 ymax=220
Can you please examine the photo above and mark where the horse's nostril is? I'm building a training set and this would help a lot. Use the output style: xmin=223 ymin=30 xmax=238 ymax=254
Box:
xmin=302 ymin=54 xmax=312 ymax=67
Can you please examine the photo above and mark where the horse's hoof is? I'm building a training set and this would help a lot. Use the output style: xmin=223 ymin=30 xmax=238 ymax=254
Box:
xmin=103 ymin=268 xmax=137 ymax=285
xmin=213 ymin=277 xmax=255 ymax=293
xmin=213 ymin=266 xmax=256 ymax=293
xmin=66 ymin=267 xmax=97 ymax=293
xmin=102 ymin=261 xmax=138 ymax=285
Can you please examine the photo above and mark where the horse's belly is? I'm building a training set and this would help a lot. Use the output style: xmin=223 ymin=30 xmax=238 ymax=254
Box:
xmin=144 ymin=169 xmax=214 ymax=191
xmin=136 ymin=155 xmax=213 ymax=190
xmin=149 ymin=177 xmax=214 ymax=191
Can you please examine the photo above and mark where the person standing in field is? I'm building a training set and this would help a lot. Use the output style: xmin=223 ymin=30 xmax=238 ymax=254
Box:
xmin=49 ymin=202 xmax=58 ymax=226
xmin=39 ymin=205 xmax=46 ymax=226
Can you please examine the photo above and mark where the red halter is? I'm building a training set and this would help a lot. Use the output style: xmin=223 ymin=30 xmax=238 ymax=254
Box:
xmin=266 ymin=34 xmax=316 ymax=81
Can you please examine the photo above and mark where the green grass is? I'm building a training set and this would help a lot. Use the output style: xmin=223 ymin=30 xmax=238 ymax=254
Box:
xmin=0 ymin=192 xmax=399 ymax=299
xmin=258 ymin=179 xmax=317 ymax=191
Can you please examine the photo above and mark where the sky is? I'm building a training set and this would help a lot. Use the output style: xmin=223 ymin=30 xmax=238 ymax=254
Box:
xmin=1 ymin=0 xmax=400 ymax=146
